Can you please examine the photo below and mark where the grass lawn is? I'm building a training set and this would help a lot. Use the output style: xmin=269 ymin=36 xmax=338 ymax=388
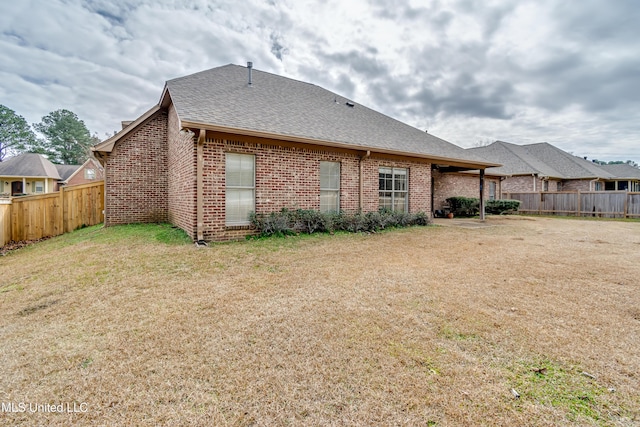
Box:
xmin=0 ymin=217 xmax=639 ymax=426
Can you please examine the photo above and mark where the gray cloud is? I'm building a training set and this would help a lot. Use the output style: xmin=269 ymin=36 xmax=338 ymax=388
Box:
xmin=0 ymin=0 xmax=638 ymax=164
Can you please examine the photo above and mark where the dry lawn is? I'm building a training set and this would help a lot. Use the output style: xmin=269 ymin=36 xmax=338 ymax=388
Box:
xmin=0 ymin=216 xmax=639 ymax=426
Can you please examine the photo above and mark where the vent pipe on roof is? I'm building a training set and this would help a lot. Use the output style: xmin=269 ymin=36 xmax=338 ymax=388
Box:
xmin=247 ymin=62 xmax=253 ymax=86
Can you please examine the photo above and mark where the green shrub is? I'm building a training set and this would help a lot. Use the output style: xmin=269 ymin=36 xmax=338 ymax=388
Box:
xmin=250 ymin=208 xmax=431 ymax=236
xmin=486 ymin=199 xmax=521 ymax=215
xmin=446 ymin=196 xmax=480 ymax=217
xmin=444 ymin=197 xmax=521 ymax=217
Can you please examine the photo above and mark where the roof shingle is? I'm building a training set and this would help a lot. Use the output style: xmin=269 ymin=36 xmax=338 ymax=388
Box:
xmin=165 ymin=64 xmax=494 ymax=167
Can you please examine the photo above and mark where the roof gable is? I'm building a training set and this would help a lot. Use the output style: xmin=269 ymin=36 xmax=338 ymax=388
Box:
xmin=0 ymin=153 xmax=62 ymax=179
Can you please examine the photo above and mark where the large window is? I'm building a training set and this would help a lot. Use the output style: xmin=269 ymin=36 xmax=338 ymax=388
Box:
xmin=226 ymin=153 xmax=255 ymax=225
xmin=379 ymin=167 xmax=407 ymax=212
xmin=320 ymin=161 xmax=340 ymax=213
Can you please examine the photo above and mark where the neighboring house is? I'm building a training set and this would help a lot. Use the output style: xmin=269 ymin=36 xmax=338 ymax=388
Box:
xmin=93 ymin=63 xmax=498 ymax=241
xmin=469 ymin=141 xmax=617 ymax=194
xmin=0 ymin=153 xmax=62 ymax=196
xmin=58 ymin=158 xmax=104 ymax=187
xmin=598 ymin=164 xmax=640 ymax=192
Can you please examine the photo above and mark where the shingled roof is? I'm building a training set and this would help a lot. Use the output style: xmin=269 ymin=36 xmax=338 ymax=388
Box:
xmin=598 ymin=163 xmax=640 ymax=179
xmin=470 ymin=141 xmax=616 ymax=179
xmin=56 ymin=164 xmax=81 ymax=181
xmin=96 ymin=64 xmax=497 ymax=169
xmin=0 ymin=153 xmax=61 ymax=179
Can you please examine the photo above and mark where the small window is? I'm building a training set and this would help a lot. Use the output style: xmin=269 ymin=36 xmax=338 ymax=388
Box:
xmin=594 ymin=182 xmax=603 ymax=191
xmin=226 ymin=153 xmax=255 ymax=225
xmin=34 ymin=181 xmax=44 ymax=193
xmin=605 ymin=181 xmax=615 ymax=191
xmin=617 ymin=181 xmax=629 ymax=191
xmin=489 ymin=181 xmax=496 ymax=200
xmin=543 ymin=180 xmax=549 ymax=192
xmin=320 ymin=161 xmax=340 ymax=213
xmin=84 ymin=168 xmax=96 ymax=180
xmin=379 ymin=167 xmax=408 ymax=212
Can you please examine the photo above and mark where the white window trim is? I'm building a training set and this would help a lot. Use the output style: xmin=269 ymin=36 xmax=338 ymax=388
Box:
xmin=320 ymin=161 xmax=340 ymax=213
xmin=225 ymin=153 xmax=255 ymax=226
xmin=378 ymin=167 xmax=408 ymax=212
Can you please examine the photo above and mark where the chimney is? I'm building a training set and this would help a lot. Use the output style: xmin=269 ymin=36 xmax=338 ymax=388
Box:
xmin=247 ymin=62 xmax=253 ymax=86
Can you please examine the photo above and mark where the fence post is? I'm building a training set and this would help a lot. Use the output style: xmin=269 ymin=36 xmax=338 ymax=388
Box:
xmin=538 ymin=192 xmax=542 ymax=215
xmin=624 ymin=192 xmax=629 ymax=219
xmin=577 ymin=191 xmax=581 ymax=217
xmin=59 ymin=186 xmax=64 ymax=235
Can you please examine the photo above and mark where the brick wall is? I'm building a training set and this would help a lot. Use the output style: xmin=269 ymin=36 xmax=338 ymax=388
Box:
xmin=167 ymin=104 xmax=196 ymax=239
xmin=561 ymin=179 xmax=592 ymax=191
xmin=432 ymin=171 xmax=501 ymax=210
xmin=502 ymin=175 xmax=540 ymax=193
xmin=201 ymin=135 xmax=432 ymax=241
xmin=105 ymin=111 xmax=169 ymax=225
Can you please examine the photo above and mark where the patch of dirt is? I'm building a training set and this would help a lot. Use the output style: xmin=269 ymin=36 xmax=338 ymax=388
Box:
xmin=0 ymin=237 xmax=51 ymax=256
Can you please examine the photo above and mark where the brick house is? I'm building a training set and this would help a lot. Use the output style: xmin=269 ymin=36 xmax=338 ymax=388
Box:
xmin=56 ymin=158 xmax=104 ymax=189
xmin=469 ymin=141 xmax=616 ymax=194
xmin=93 ymin=63 xmax=497 ymax=241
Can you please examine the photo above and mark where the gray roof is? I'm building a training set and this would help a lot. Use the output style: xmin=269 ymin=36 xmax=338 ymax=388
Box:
xmin=470 ymin=141 xmax=616 ymax=179
xmin=598 ymin=163 xmax=640 ymax=179
xmin=0 ymin=153 xmax=61 ymax=179
xmin=56 ymin=164 xmax=81 ymax=181
xmin=164 ymin=64 xmax=494 ymax=167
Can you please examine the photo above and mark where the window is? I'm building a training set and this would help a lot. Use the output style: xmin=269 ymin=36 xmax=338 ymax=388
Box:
xmin=489 ymin=181 xmax=496 ymax=200
xmin=594 ymin=182 xmax=603 ymax=191
xmin=226 ymin=153 xmax=255 ymax=225
xmin=617 ymin=181 xmax=629 ymax=191
xmin=605 ymin=181 xmax=615 ymax=191
xmin=34 ymin=181 xmax=44 ymax=193
xmin=543 ymin=180 xmax=549 ymax=192
xmin=320 ymin=161 xmax=340 ymax=213
xmin=84 ymin=168 xmax=96 ymax=180
xmin=379 ymin=167 xmax=408 ymax=212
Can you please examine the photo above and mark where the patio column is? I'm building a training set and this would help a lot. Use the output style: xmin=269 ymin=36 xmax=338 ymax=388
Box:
xmin=22 ymin=177 xmax=26 ymax=195
xmin=479 ymin=169 xmax=485 ymax=220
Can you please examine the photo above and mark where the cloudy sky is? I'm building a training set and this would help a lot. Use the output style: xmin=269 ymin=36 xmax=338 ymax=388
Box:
xmin=1 ymin=0 xmax=638 ymax=164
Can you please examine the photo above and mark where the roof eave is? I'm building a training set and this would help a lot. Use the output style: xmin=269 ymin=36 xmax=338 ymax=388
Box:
xmin=180 ymin=120 xmax=501 ymax=170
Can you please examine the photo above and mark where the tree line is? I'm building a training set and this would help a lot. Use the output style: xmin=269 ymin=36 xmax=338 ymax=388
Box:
xmin=0 ymin=104 xmax=99 ymax=165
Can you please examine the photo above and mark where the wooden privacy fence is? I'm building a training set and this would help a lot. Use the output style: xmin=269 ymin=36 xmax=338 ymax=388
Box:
xmin=0 ymin=181 xmax=104 ymax=247
xmin=503 ymin=191 xmax=640 ymax=219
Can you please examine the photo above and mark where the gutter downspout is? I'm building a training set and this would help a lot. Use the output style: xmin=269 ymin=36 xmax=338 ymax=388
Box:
xmin=532 ymin=174 xmax=537 ymax=192
xmin=359 ymin=150 xmax=370 ymax=211
xmin=196 ymin=129 xmax=205 ymax=242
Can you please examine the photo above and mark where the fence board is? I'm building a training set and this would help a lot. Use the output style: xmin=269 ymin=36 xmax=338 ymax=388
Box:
xmin=0 ymin=181 xmax=104 ymax=247
xmin=0 ymin=201 xmax=11 ymax=247
xmin=504 ymin=191 xmax=640 ymax=219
